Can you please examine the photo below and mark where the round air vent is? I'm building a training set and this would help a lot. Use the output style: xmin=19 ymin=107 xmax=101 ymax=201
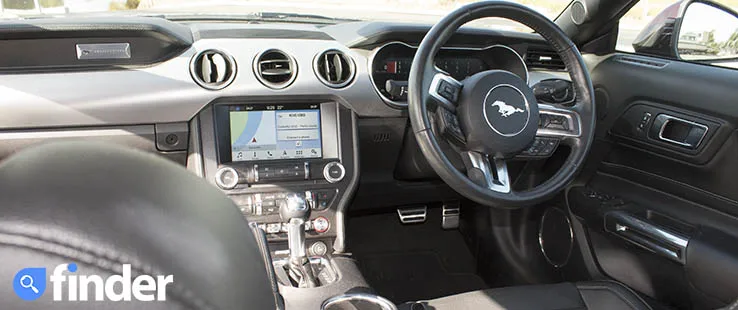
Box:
xmin=253 ymin=49 xmax=297 ymax=89
xmin=190 ymin=49 xmax=236 ymax=90
xmin=314 ymin=49 xmax=356 ymax=88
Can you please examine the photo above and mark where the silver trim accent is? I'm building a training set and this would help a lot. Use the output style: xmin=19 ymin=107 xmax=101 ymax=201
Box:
xmin=189 ymin=49 xmax=237 ymax=90
xmin=368 ymin=41 xmax=529 ymax=108
xmin=313 ymin=49 xmax=356 ymax=88
xmin=253 ymin=49 xmax=298 ymax=89
xmin=537 ymin=104 xmax=583 ymax=137
xmin=214 ymin=166 xmax=239 ymax=189
xmin=605 ymin=211 xmax=689 ymax=264
xmin=538 ymin=208 xmax=574 ymax=268
xmin=76 ymin=43 xmax=131 ymax=60
xmin=657 ymin=115 xmax=708 ymax=148
xmin=322 ymin=293 xmax=398 ymax=310
xmin=397 ymin=206 xmax=427 ymax=224
xmin=482 ymin=84 xmax=531 ymax=137
xmin=323 ymin=161 xmax=345 ymax=183
xmin=462 ymin=152 xmax=511 ymax=193
xmin=253 ymin=164 xmax=259 ymax=183
xmin=333 ymin=111 xmax=360 ymax=254
xmin=429 ymin=73 xmax=462 ymax=111
xmin=304 ymin=162 xmax=310 ymax=180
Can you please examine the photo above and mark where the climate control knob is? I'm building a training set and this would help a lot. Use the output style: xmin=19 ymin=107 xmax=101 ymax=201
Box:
xmin=214 ymin=167 xmax=239 ymax=189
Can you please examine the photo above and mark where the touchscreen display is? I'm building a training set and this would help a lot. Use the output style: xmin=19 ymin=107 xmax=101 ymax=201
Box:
xmin=229 ymin=104 xmax=322 ymax=162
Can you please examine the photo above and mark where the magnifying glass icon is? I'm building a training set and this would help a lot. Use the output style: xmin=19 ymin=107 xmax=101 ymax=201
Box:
xmin=19 ymin=275 xmax=39 ymax=294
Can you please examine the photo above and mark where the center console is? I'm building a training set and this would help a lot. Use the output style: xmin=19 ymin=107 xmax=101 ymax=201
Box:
xmin=196 ymin=100 xmax=391 ymax=309
xmin=197 ymin=100 xmax=358 ymax=256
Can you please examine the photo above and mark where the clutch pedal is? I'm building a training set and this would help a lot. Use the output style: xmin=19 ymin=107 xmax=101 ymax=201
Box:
xmin=442 ymin=202 xmax=460 ymax=229
xmin=397 ymin=206 xmax=427 ymax=224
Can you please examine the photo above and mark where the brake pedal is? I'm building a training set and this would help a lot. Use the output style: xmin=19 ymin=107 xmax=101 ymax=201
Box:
xmin=442 ymin=202 xmax=460 ymax=229
xmin=397 ymin=206 xmax=427 ymax=224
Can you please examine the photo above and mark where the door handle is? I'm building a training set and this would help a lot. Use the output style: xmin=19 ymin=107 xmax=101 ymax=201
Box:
xmin=605 ymin=211 xmax=689 ymax=264
xmin=652 ymin=114 xmax=708 ymax=149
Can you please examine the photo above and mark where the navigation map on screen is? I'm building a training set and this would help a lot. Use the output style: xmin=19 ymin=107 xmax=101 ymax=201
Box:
xmin=229 ymin=104 xmax=322 ymax=162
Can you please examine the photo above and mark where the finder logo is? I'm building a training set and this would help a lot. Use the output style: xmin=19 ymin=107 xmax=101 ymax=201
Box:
xmin=13 ymin=263 xmax=174 ymax=302
xmin=13 ymin=267 xmax=47 ymax=301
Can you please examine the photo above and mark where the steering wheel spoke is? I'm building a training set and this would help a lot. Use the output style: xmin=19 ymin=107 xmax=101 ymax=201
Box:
xmin=537 ymin=103 xmax=582 ymax=144
xmin=428 ymin=71 xmax=462 ymax=111
xmin=461 ymin=151 xmax=511 ymax=193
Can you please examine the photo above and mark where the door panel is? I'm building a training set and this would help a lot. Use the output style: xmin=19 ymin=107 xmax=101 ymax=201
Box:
xmin=569 ymin=53 xmax=738 ymax=310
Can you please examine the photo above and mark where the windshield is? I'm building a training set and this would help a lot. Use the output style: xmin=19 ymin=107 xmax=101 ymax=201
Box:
xmin=1 ymin=0 xmax=569 ymax=30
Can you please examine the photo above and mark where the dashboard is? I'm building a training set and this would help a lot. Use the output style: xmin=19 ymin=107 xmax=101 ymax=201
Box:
xmin=0 ymin=18 xmax=571 ymax=256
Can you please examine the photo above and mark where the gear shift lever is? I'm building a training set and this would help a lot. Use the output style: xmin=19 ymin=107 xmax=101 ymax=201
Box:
xmin=279 ymin=194 xmax=318 ymax=288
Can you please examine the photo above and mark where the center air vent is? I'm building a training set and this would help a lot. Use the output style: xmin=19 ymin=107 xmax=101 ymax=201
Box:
xmin=254 ymin=49 xmax=297 ymax=89
xmin=190 ymin=49 xmax=236 ymax=90
xmin=314 ymin=50 xmax=356 ymax=88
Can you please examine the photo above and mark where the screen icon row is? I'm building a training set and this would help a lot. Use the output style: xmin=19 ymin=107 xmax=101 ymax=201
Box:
xmin=233 ymin=148 xmax=321 ymax=161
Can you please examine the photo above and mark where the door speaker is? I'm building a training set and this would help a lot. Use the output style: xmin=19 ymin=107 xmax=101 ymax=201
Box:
xmin=539 ymin=207 xmax=574 ymax=267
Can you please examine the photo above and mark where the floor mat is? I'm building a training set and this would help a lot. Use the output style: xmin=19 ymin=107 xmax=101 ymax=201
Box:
xmin=359 ymin=251 xmax=487 ymax=303
xmin=347 ymin=208 xmax=488 ymax=304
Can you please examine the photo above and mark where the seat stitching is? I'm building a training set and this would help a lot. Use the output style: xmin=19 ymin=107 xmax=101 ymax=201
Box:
xmin=0 ymin=231 xmax=213 ymax=310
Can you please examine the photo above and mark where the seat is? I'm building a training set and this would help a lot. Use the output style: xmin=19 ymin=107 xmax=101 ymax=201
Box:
xmin=401 ymin=281 xmax=652 ymax=310
xmin=0 ymin=142 xmax=277 ymax=310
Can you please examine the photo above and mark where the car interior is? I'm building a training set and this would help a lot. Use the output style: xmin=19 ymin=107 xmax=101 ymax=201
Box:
xmin=2 ymin=0 xmax=738 ymax=309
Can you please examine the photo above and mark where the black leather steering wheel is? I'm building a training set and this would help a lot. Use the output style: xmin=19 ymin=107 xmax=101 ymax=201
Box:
xmin=408 ymin=1 xmax=596 ymax=208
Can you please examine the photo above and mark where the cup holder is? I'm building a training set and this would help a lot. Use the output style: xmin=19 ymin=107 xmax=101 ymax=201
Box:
xmin=322 ymin=293 xmax=397 ymax=310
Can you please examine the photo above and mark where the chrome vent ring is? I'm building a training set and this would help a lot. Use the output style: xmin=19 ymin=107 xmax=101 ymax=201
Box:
xmin=254 ymin=49 xmax=297 ymax=89
xmin=314 ymin=49 xmax=355 ymax=88
xmin=190 ymin=49 xmax=237 ymax=90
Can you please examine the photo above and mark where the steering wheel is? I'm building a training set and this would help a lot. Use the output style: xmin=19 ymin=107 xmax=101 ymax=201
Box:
xmin=408 ymin=1 xmax=596 ymax=208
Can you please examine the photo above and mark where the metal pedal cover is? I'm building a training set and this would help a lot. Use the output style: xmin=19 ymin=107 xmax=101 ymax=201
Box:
xmin=397 ymin=206 xmax=427 ymax=224
xmin=442 ymin=202 xmax=460 ymax=229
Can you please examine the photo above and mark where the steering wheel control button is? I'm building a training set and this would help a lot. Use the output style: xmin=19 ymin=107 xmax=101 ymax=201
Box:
xmin=521 ymin=137 xmax=560 ymax=157
xmin=436 ymin=107 xmax=466 ymax=146
xmin=323 ymin=162 xmax=345 ymax=183
xmin=437 ymin=79 xmax=460 ymax=102
xmin=214 ymin=167 xmax=239 ymax=189
xmin=312 ymin=216 xmax=330 ymax=233
xmin=540 ymin=114 xmax=570 ymax=131
xmin=483 ymin=84 xmax=531 ymax=137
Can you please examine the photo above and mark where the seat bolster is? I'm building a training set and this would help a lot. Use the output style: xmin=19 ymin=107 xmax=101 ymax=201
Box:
xmin=405 ymin=283 xmax=586 ymax=310
xmin=576 ymin=281 xmax=653 ymax=310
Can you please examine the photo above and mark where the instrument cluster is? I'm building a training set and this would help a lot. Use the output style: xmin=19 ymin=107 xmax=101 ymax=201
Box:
xmin=369 ymin=42 xmax=529 ymax=108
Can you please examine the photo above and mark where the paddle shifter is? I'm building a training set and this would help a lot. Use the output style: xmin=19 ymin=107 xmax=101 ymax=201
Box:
xmin=279 ymin=194 xmax=318 ymax=288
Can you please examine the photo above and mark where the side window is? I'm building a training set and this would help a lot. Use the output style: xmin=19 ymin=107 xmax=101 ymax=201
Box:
xmin=617 ymin=0 xmax=738 ymax=69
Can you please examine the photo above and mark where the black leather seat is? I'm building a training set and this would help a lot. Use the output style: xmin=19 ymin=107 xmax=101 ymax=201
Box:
xmin=402 ymin=281 xmax=652 ymax=310
xmin=0 ymin=142 xmax=277 ymax=310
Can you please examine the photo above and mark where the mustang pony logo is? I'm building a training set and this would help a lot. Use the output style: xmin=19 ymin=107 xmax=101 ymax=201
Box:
xmin=491 ymin=100 xmax=525 ymax=117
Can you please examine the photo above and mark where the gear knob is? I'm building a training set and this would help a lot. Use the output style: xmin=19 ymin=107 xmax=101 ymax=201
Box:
xmin=279 ymin=194 xmax=310 ymax=221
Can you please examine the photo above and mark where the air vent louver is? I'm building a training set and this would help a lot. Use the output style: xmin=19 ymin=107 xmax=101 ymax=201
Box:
xmin=190 ymin=49 xmax=236 ymax=90
xmin=314 ymin=50 xmax=355 ymax=88
xmin=254 ymin=49 xmax=297 ymax=89
xmin=525 ymin=49 xmax=566 ymax=70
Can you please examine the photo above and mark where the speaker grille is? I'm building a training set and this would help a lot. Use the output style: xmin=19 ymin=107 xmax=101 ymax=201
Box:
xmin=571 ymin=0 xmax=587 ymax=25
